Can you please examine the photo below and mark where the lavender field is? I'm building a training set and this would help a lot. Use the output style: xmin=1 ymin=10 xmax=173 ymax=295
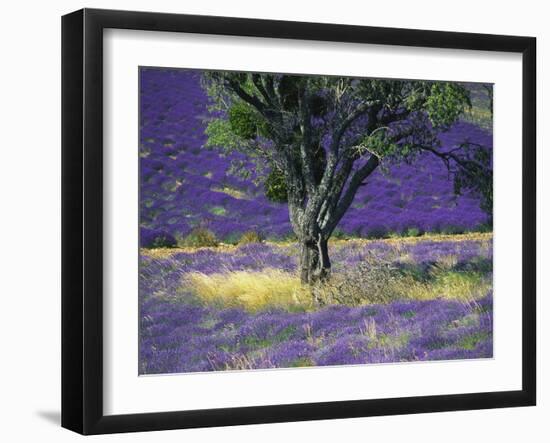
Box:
xmin=139 ymin=68 xmax=493 ymax=374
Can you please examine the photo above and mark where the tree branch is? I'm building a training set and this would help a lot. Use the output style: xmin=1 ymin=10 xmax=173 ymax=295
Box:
xmin=298 ymin=90 xmax=317 ymax=195
xmin=252 ymin=74 xmax=274 ymax=108
xmin=325 ymin=154 xmax=380 ymax=234
xmin=317 ymin=157 xmax=354 ymax=229
xmin=332 ymin=102 xmax=376 ymax=153
xmin=418 ymin=144 xmax=481 ymax=171
xmin=225 ymin=79 xmax=268 ymax=115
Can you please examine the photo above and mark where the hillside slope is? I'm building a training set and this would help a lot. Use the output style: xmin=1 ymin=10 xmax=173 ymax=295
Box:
xmin=139 ymin=68 xmax=492 ymax=244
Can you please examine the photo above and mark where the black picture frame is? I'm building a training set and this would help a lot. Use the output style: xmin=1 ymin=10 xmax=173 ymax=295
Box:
xmin=61 ymin=8 xmax=536 ymax=435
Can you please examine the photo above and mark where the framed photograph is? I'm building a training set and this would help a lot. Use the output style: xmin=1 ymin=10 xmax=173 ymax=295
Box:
xmin=62 ymin=8 xmax=536 ymax=435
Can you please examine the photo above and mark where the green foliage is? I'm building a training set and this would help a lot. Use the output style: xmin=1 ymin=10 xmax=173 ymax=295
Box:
xmin=228 ymin=102 xmax=258 ymax=139
xmin=355 ymin=129 xmax=397 ymax=159
xmin=289 ymin=357 xmax=315 ymax=367
xmin=331 ymin=229 xmax=348 ymax=239
xmin=426 ymin=83 xmax=471 ymax=127
xmin=209 ymin=206 xmax=227 ymax=216
xmin=204 ymin=119 xmax=247 ymax=153
xmin=453 ymin=143 xmax=493 ymax=223
xmin=202 ymin=71 xmax=490 ymax=229
xmin=457 ymin=332 xmax=490 ymax=350
xmin=149 ymin=235 xmax=176 ymax=249
xmin=401 ymin=310 xmax=416 ymax=319
xmin=264 ymin=168 xmax=288 ymax=203
xmin=180 ymin=227 xmax=219 ymax=247
xmin=238 ymin=231 xmax=263 ymax=245
xmin=404 ymin=227 xmax=422 ymax=237
xmin=228 ymin=102 xmax=268 ymax=139
xmin=221 ymin=232 xmax=242 ymax=245
xmin=475 ymin=223 xmax=493 ymax=234
xmin=440 ymin=224 xmax=465 ymax=235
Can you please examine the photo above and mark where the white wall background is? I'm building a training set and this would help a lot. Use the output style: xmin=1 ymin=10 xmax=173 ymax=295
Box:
xmin=0 ymin=0 xmax=546 ymax=441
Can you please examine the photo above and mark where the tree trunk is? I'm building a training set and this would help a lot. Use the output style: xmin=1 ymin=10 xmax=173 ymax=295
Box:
xmin=299 ymin=236 xmax=331 ymax=285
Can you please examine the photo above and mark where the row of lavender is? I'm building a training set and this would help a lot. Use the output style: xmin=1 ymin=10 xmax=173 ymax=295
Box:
xmin=139 ymin=68 xmax=493 ymax=245
xmin=139 ymin=237 xmax=492 ymax=373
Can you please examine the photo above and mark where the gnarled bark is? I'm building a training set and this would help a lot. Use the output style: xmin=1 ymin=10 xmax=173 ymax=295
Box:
xmin=299 ymin=235 xmax=331 ymax=285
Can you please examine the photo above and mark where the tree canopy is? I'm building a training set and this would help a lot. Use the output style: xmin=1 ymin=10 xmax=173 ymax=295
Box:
xmin=201 ymin=71 xmax=492 ymax=284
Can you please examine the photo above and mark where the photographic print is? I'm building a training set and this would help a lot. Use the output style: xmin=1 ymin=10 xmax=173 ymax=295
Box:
xmin=138 ymin=67 xmax=493 ymax=375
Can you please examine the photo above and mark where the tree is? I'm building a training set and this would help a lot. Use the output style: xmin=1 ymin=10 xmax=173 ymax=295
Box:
xmin=202 ymin=72 xmax=492 ymax=286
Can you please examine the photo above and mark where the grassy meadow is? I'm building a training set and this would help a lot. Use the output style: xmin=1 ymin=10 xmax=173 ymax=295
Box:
xmin=140 ymin=233 xmax=492 ymax=373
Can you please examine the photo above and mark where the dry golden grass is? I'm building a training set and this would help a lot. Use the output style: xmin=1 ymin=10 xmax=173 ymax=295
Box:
xmin=146 ymin=232 xmax=492 ymax=311
xmin=389 ymin=272 xmax=490 ymax=303
xmin=141 ymin=232 xmax=493 ymax=259
xmin=184 ymin=269 xmax=314 ymax=312
xmin=319 ymin=266 xmax=489 ymax=306
xmin=183 ymin=265 xmax=490 ymax=312
xmin=211 ymin=186 xmax=250 ymax=200
xmin=141 ymin=243 xmax=237 ymax=259
xmin=334 ymin=231 xmax=492 ymax=247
